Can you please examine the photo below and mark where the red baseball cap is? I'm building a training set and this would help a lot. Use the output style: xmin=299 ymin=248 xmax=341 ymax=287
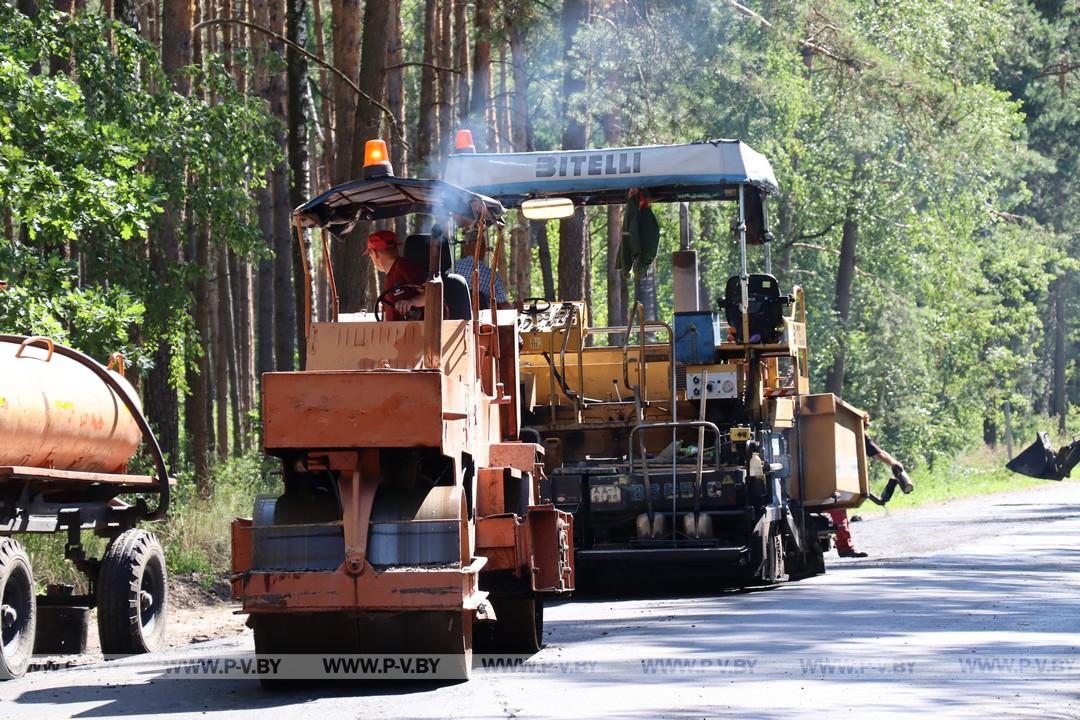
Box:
xmin=365 ymin=230 xmax=398 ymax=254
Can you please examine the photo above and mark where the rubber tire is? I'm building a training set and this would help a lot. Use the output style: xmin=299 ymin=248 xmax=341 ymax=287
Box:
xmin=97 ymin=529 xmax=168 ymax=658
xmin=475 ymin=596 xmax=543 ymax=655
xmin=0 ymin=539 xmax=36 ymax=680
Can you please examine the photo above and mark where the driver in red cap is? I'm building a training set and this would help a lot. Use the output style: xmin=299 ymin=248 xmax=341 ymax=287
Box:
xmin=365 ymin=230 xmax=427 ymax=321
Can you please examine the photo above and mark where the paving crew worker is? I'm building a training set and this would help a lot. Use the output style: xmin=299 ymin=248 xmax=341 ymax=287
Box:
xmin=454 ymin=227 xmax=513 ymax=310
xmin=365 ymin=229 xmax=427 ymax=321
xmin=829 ymin=414 xmax=914 ymax=558
xmin=395 ymin=225 xmax=515 ymax=316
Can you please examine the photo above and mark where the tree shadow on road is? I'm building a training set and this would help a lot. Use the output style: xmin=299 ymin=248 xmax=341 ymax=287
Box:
xmin=11 ymin=675 xmax=471 ymax=716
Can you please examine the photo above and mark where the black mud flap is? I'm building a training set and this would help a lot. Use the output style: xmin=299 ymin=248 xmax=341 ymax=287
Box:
xmin=1007 ymin=433 xmax=1066 ymax=481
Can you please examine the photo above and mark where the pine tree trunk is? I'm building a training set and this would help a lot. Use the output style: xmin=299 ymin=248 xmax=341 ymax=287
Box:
xmin=230 ymin=251 xmax=253 ymax=450
xmin=437 ymin=0 xmax=454 ymax=161
xmin=386 ymin=0 xmax=408 ymax=237
xmin=341 ymin=0 xmax=391 ymax=312
xmin=252 ymin=0 xmax=276 ymax=381
xmin=535 ymin=222 xmax=555 ymax=300
xmin=353 ymin=0 xmax=391 ymax=165
xmin=600 ymin=113 xmax=625 ymax=330
xmin=417 ymin=0 xmax=440 ymax=175
xmin=310 ymin=0 xmax=333 ymax=189
xmin=496 ymin=43 xmax=510 ymax=152
xmin=510 ymin=222 xmax=530 ymax=300
xmin=557 ymin=0 xmax=589 ymax=303
xmin=145 ymin=0 xmax=194 ymax=467
xmin=469 ymin=0 xmax=492 ymax=148
xmin=256 ymin=185 xmax=276 ymax=380
xmin=507 ymin=13 xmax=533 ymax=303
xmin=287 ymin=0 xmax=310 ymax=367
xmin=269 ymin=0 xmax=296 ymax=370
xmin=193 ymin=220 xmax=213 ymax=496
xmin=215 ymin=244 xmax=234 ymax=460
xmin=330 ymin=0 xmax=360 ymax=186
xmin=825 ymin=211 xmax=859 ymax=397
xmin=1052 ymin=275 xmax=1067 ymax=433
xmin=825 ymin=157 xmax=865 ymax=398
xmin=453 ymin=0 xmax=469 ymax=125
xmin=508 ymin=14 xmax=529 ymax=153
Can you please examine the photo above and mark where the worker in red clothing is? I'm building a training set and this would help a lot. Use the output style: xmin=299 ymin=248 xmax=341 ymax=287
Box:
xmin=364 ymin=230 xmax=427 ymax=321
xmin=830 ymin=415 xmax=913 ymax=558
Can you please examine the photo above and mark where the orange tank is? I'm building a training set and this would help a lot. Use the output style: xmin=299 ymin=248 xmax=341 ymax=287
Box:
xmin=0 ymin=338 xmax=142 ymax=473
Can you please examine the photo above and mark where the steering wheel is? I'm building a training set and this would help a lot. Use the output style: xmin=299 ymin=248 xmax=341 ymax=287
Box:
xmin=374 ymin=283 xmax=422 ymax=321
xmin=521 ymin=297 xmax=551 ymax=316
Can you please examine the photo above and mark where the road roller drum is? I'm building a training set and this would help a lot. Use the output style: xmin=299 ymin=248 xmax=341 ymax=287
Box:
xmin=0 ymin=337 xmax=142 ymax=473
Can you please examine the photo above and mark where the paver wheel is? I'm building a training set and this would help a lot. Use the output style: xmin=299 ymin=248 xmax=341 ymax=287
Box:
xmin=0 ymin=538 xmax=35 ymax=679
xmin=97 ymin=529 xmax=168 ymax=658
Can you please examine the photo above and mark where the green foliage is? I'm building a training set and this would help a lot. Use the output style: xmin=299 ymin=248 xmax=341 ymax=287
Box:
xmin=858 ymin=440 xmax=1071 ymax=515
xmin=0 ymin=7 xmax=276 ymax=393
xmin=511 ymin=0 xmax=1076 ymax=467
xmin=23 ymin=451 xmax=277 ymax=588
xmin=164 ymin=451 xmax=278 ymax=578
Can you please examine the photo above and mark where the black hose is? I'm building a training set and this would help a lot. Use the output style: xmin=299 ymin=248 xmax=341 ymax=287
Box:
xmin=867 ymin=477 xmax=899 ymax=507
xmin=0 ymin=335 xmax=171 ymax=521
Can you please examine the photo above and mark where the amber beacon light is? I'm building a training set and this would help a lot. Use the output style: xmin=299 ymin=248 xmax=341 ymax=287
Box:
xmin=454 ymin=129 xmax=477 ymax=154
xmin=362 ymin=139 xmax=394 ymax=179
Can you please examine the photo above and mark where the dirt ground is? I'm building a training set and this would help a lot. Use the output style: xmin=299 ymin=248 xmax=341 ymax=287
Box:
xmin=34 ymin=575 xmax=247 ymax=669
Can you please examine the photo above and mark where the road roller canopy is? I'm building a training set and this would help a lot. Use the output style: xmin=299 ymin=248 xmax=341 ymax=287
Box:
xmin=442 ymin=139 xmax=779 ymax=209
xmin=293 ymin=176 xmax=506 ymax=233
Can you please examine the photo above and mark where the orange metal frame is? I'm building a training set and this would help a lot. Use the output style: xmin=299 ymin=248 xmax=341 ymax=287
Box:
xmin=232 ymin=205 xmax=574 ymax=621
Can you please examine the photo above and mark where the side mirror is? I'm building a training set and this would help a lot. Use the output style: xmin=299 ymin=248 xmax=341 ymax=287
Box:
xmin=521 ymin=197 xmax=575 ymax=221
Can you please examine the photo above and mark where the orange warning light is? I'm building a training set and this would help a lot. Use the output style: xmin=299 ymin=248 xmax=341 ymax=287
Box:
xmin=454 ymin=129 xmax=476 ymax=154
xmin=362 ymin=139 xmax=393 ymax=178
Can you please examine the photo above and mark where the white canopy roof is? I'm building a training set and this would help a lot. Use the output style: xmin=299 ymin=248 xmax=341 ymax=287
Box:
xmin=443 ymin=140 xmax=779 ymax=207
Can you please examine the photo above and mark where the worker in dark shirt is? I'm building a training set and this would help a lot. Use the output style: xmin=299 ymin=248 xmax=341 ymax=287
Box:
xmin=830 ymin=415 xmax=914 ymax=558
xmin=365 ymin=230 xmax=427 ymax=321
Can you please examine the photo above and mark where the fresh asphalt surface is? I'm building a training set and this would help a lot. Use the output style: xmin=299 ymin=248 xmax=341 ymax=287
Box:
xmin=3 ymin=481 xmax=1079 ymax=719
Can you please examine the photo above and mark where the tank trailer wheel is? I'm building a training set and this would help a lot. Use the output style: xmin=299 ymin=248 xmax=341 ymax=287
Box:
xmin=97 ymin=529 xmax=168 ymax=658
xmin=476 ymin=596 xmax=544 ymax=655
xmin=0 ymin=539 xmax=36 ymax=680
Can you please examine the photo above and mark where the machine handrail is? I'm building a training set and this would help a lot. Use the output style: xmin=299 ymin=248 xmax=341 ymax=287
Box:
xmin=628 ymin=421 xmax=723 ymax=474
xmin=628 ymin=420 xmax=722 ymax=529
xmin=618 ymin=304 xmax=676 ymax=420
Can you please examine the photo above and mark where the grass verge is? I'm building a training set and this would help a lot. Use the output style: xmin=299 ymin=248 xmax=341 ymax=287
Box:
xmin=22 ymin=451 xmax=277 ymax=592
xmin=859 ymin=439 xmax=1075 ymax=515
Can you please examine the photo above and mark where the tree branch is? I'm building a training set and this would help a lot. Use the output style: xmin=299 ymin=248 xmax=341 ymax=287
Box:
xmin=794 ymin=221 xmax=839 ymax=241
xmin=1035 ymin=61 xmax=1080 ymax=79
xmin=790 ymin=242 xmax=871 ymax=277
xmin=721 ymin=0 xmax=867 ymax=70
xmin=385 ymin=61 xmax=461 ymax=74
xmin=193 ymin=17 xmax=408 ymax=149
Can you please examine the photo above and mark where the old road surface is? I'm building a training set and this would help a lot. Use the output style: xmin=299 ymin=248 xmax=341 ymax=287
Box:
xmin=3 ymin=481 xmax=1079 ymax=720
